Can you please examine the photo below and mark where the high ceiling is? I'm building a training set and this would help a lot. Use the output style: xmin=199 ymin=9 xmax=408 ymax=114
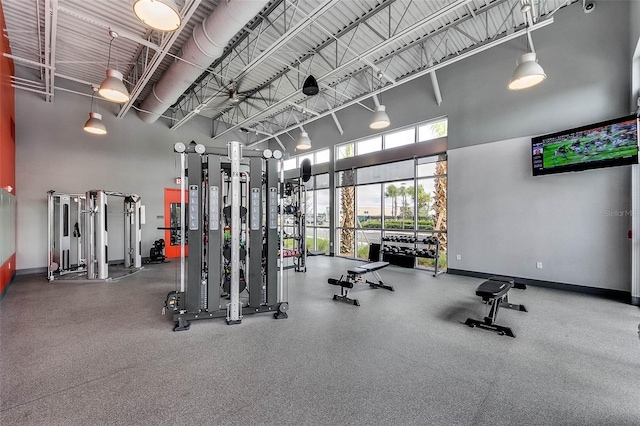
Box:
xmin=3 ymin=0 xmax=576 ymax=146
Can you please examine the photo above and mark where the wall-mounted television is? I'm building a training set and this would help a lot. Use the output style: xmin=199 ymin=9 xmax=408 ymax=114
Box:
xmin=532 ymin=115 xmax=638 ymax=176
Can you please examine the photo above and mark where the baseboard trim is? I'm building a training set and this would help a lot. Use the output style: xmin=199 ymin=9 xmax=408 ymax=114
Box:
xmin=632 ymin=296 xmax=639 ymax=307
xmin=1 ymin=272 xmax=17 ymax=300
xmin=16 ymin=267 xmax=47 ymax=276
xmin=17 ymin=258 xmax=149 ymax=278
xmin=446 ymin=268 xmax=631 ymax=304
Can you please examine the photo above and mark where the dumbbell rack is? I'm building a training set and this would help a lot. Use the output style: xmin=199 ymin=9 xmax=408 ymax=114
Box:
xmin=279 ymin=179 xmax=306 ymax=273
xmin=380 ymin=235 xmax=444 ymax=277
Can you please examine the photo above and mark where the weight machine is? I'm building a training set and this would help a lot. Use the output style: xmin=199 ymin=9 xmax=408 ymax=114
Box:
xmin=47 ymin=189 xmax=142 ymax=281
xmin=280 ymin=177 xmax=307 ymax=272
xmin=47 ymin=191 xmax=86 ymax=280
xmin=164 ymin=141 xmax=288 ymax=330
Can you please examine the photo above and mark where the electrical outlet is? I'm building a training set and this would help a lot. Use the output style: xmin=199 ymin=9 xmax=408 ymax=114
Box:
xmin=456 ymin=254 xmax=461 ymax=261
xmin=536 ymin=262 xmax=542 ymax=269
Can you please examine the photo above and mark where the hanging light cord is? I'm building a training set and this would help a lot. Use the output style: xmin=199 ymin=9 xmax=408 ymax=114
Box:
xmin=89 ymin=91 xmax=95 ymax=112
xmin=106 ymin=36 xmax=115 ymax=70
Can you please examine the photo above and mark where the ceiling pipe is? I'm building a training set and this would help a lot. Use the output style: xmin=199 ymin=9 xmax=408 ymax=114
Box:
xmin=137 ymin=0 xmax=269 ymax=123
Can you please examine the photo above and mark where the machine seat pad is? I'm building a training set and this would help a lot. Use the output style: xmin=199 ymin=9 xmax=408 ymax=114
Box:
xmin=347 ymin=261 xmax=389 ymax=275
xmin=476 ymin=280 xmax=512 ymax=299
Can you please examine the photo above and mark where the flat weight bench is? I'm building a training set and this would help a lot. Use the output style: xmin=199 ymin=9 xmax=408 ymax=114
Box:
xmin=328 ymin=261 xmax=394 ymax=306
xmin=464 ymin=276 xmax=527 ymax=338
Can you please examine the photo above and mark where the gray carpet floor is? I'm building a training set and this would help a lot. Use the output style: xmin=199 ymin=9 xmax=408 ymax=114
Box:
xmin=1 ymin=256 xmax=639 ymax=426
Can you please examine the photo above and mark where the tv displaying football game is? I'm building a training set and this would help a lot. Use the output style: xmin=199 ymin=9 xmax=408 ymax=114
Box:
xmin=532 ymin=115 xmax=638 ymax=176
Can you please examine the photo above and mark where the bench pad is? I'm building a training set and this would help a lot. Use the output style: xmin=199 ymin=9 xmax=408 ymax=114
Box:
xmin=476 ymin=280 xmax=512 ymax=299
xmin=347 ymin=261 xmax=389 ymax=275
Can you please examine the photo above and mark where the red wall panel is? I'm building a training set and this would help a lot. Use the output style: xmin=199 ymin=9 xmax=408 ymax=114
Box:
xmin=1 ymin=2 xmax=17 ymax=295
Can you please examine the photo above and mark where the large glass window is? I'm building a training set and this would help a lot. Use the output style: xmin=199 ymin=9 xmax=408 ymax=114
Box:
xmin=336 ymin=155 xmax=448 ymax=272
xmin=283 ymin=158 xmax=296 ymax=171
xmin=336 ymin=118 xmax=446 ymax=160
xmin=316 ymin=189 xmax=329 ymax=226
xmin=384 ymin=128 xmax=415 ymax=149
xmin=383 ymin=180 xmax=413 ymax=230
xmin=333 ymin=118 xmax=447 ymax=268
xmin=418 ymin=118 xmax=448 ymax=142
xmin=356 ymin=136 xmax=382 ymax=155
xmin=337 ymin=143 xmax=355 ymax=159
xmin=305 ymin=183 xmax=330 ymax=254
xmin=357 ymin=184 xmax=381 ymax=228
xmin=315 ymin=149 xmax=330 ymax=164
xmin=357 ymin=160 xmax=413 ymax=185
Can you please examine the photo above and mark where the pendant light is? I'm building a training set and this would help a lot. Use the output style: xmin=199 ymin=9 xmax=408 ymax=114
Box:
xmin=302 ymin=75 xmax=319 ymax=96
xmin=296 ymin=129 xmax=312 ymax=150
xmin=508 ymin=2 xmax=546 ymax=91
xmin=84 ymin=87 xmax=107 ymax=135
xmin=99 ymin=31 xmax=131 ymax=103
xmin=508 ymin=52 xmax=546 ymax=90
xmin=370 ymin=72 xmax=390 ymax=130
xmin=133 ymin=0 xmax=182 ymax=32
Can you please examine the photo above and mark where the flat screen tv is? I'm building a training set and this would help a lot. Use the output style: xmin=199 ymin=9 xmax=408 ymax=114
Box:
xmin=532 ymin=115 xmax=638 ymax=176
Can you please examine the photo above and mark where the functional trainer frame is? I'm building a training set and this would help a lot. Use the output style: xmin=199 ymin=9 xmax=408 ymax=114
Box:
xmin=165 ymin=141 xmax=288 ymax=330
xmin=47 ymin=190 xmax=142 ymax=281
xmin=47 ymin=191 xmax=86 ymax=280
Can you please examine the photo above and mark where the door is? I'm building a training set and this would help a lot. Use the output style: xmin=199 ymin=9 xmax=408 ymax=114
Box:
xmin=164 ymin=188 xmax=188 ymax=258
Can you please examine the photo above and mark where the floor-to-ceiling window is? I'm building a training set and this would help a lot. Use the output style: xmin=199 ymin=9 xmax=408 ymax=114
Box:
xmin=335 ymin=117 xmax=448 ymax=271
xmin=283 ymin=148 xmax=331 ymax=254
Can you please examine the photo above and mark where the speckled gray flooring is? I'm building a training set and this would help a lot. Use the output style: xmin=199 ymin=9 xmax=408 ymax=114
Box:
xmin=1 ymin=256 xmax=639 ymax=426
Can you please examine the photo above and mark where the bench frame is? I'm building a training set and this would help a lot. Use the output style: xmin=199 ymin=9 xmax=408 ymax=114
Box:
xmin=328 ymin=261 xmax=394 ymax=306
xmin=464 ymin=277 xmax=526 ymax=338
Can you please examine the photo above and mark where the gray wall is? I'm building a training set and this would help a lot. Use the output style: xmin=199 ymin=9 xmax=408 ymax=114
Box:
xmin=631 ymin=0 xmax=640 ymax=57
xmin=448 ymin=137 xmax=632 ymax=291
xmin=15 ymin=88 xmax=226 ymax=270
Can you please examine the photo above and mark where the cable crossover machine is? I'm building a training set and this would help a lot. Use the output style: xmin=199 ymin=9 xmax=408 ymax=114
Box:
xmin=163 ymin=141 xmax=290 ymax=330
xmin=47 ymin=190 xmax=142 ymax=281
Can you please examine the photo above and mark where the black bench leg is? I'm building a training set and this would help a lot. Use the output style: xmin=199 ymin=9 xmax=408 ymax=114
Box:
xmin=366 ymin=280 xmax=395 ymax=291
xmin=502 ymin=293 xmax=527 ymax=312
xmin=333 ymin=294 xmax=360 ymax=306
xmin=465 ymin=298 xmax=516 ymax=338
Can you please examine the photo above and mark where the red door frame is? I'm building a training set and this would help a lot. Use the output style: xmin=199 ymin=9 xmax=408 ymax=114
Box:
xmin=164 ymin=188 xmax=188 ymax=258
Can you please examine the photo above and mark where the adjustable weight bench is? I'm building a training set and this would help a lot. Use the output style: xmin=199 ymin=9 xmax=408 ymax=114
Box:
xmin=327 ymin=261 xmax=394 ymax=306
xmin=464 ymin=276 xmax=527 ymax=338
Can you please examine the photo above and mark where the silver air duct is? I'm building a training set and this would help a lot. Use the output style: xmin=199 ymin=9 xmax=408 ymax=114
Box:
xmin=138 ymin=0 xmax=269 ymax=123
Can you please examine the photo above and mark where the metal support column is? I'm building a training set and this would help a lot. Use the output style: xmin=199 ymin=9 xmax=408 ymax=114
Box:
xmin=85 ymin=191 xmax=95 ymax=279
xmin=266 ymin=157 xmax=279 ymax=304
xmin=133 ymin=198 xmax=142 ymax=268
xmin=248 ymin=157 xmax=263 ymax=307
xmin=95 ymin=190 xmax=108 ymax=280
xmin=124 ymin=197 xmax=143 ymax=268
xmin=124 ymin=198 xmax=132 ymax=268
xmin=57 ymin=194 xmax=71 ymax=271
xmin=187 ymin=152 xmax=203 ymax=313
xmin=207 ymin=154 xmax=222 ymax=311
xmin=632 ymin=163 xmax=639 ymax=306
xmin=227 ymin=141 xmax=243 ymax=324
xmin=47 ymin=191 xmax=54 ymax=280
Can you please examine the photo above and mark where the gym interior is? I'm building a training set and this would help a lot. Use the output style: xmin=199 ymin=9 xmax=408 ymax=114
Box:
xmin=1 ymin=1 xmax=639 ymax=425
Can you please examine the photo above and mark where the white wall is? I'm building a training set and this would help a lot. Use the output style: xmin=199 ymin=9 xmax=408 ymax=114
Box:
xmin=448 ymin=137 xmax=632 ymax=291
